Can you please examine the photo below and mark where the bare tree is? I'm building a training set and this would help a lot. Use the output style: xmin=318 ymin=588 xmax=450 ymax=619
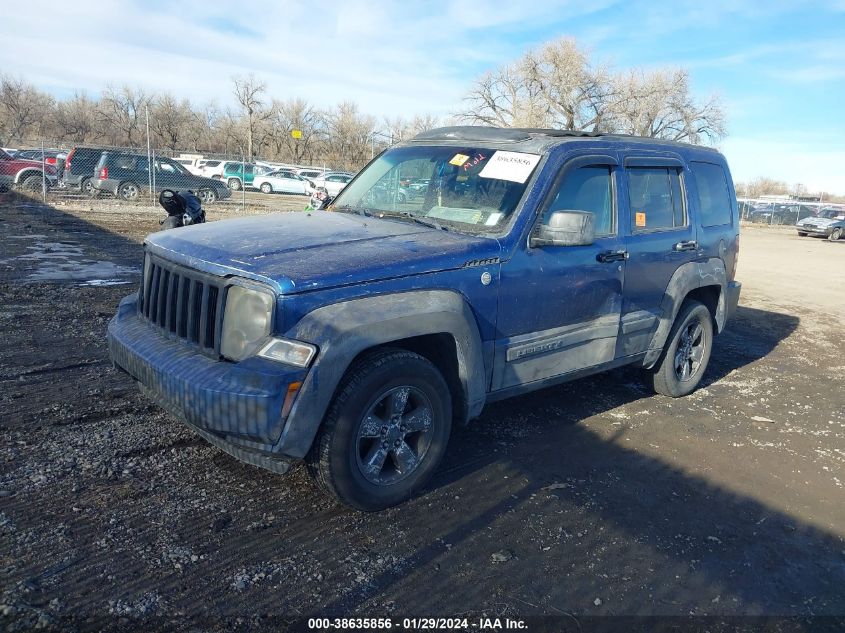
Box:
xmin=149 ymin=94 xmax=193 ymax=151
xmin=609 ymin=68 xmax=725 ymax=143
xmin=232 ymin=75 xmax=267 ymax=161
xmin=460 ymin=37 xmax=726 ymax=145
xmin=0 ymin=75 xmax=54 ymax=143
xmin=382 ymin=114 xmax=441 ymax=145
xmin=461 ymin=39 xmax=611 ymax=130
xmin=740 ymin=176 xmax=789 ymax=198
xmin=265 ymin=98 xmax=322 ymax=163
xmin=97 ymin=85 xmax=150 ymax=147
xmin=51 ymin=92 xmax=99 ymax=142
xmin=323 ymin=101 xmax=375 ymax=171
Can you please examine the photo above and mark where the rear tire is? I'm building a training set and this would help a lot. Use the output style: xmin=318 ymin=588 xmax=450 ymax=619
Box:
xmin=829 ymin=228 xmax=842 ymax=242
xmin=797 ymin=232 xmax=807 ymax=237
xmin=228 ymin=177 xmax=241 ymax=191
xmin=117 ymin=181 xmax=141 ymax=201
xmin=306 ymin=348 xmax=452 ymax=511
xmin=20 ymin=174 xmax=43 ymax=192
xmin=260 ymin=183 xmax=272 ymax=194
xmin=198 ymin=188 xmax=217 ymax=204
xmin=82 ymin=177 xmax=99 ymax=198
xmin=648 ymin=300 xmax=713 ymax=398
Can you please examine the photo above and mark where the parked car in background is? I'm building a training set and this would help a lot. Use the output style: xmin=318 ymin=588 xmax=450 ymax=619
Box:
xmin=296 ymin=168 xmax=328 ymax=180
xmin=91 ymin=151 xmax=230 ymax=203
xmin=796 ymin=210 xmax=845 ymax=241
xmin=0 ymin=148 xmax=58 ymax=191
xmin=253 ymin=169 xmax=310 ymax=195
xmin=308 ymin=172 xmax=354 ymax=196
xmin=14 ymin=149 xmax=68 ymax=180
xmin=221 ymin=162 xmax=273 ymax=190
xmin=63 ymin=146 xmax=105 ymax=194
xmin=174 ymin=157 xmax=207 ymax=176
xmin=198 ymin=159 xmax=226 ymax=179
xmin=750 ymin=203 xmax=800 ymax=225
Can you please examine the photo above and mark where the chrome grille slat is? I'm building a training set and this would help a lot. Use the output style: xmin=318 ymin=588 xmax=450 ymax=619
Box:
xmin=138 ymin=254 xmax=225 ymax=356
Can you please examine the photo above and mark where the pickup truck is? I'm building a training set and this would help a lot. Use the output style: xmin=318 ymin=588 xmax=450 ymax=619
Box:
xmin=108 ymin=126 xmax=742 ymax=510
xmin=0 ymin=148 xmax=57 ymax=192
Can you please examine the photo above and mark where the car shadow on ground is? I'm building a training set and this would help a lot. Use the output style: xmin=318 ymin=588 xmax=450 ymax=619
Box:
xmin=298 ymin=307 xmax=832 ymax=617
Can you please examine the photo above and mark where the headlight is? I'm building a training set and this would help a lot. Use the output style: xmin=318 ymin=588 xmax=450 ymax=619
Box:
xmin=220 ymin=285 xmax=274 ymax=361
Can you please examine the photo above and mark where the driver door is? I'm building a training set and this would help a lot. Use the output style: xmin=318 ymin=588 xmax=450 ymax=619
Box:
xmin=492 ymin=154 xmax=625 ymax=392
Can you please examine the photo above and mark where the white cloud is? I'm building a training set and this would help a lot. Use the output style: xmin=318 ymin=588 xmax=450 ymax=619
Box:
xmin=0 ymin=0 xmax=616 ymax=118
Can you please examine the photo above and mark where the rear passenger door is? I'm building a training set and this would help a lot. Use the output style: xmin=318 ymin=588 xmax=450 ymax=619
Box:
xmin=617 ymin=156 xmax=699 ymax=357
xmin=688 ymin=160 xmax=738 ymax=282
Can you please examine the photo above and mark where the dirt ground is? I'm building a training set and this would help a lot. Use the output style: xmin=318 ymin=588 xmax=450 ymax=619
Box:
xmin=1 ymin=194 xmax=844 ymax=631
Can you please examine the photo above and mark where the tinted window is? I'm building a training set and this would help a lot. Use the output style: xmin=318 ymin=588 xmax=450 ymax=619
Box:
xmin=691 ymin=161 xmax=732 ymax=227
xmin=546 ymin=166 xmax=614 ymax=236
xmin=112 ymin=155 xmax=149 ymax=171
xmin=205 ymin=160 xmax=221 ymax=168
xmin=628 ymin=167 xmax=684 ymax=231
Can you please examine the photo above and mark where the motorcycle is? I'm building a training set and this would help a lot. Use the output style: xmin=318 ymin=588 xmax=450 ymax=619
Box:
xmin=158 ymin=189 xmax=206 ymax=229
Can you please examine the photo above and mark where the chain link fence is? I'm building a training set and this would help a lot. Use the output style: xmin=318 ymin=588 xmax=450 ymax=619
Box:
xmin=3 ymin=138 xmax=386 ymax=216
xmin=737 ymin=197 xmax=844 ymax=226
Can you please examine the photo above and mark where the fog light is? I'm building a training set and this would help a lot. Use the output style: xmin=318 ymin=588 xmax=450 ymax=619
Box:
xmin=257 ymin=338 xmax=317 ymax=367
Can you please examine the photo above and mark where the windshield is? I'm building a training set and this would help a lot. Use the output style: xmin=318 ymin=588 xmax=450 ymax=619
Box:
xmin=331 ymin=145 xmax=541 ymax=232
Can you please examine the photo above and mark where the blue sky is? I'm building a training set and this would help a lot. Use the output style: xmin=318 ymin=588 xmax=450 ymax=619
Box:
xmin=2 ymin=0 xmax=844 ymax=192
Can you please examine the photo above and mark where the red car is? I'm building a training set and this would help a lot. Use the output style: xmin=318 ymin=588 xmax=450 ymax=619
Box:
xmin=0 ymin=148 xmax=57 ymax=192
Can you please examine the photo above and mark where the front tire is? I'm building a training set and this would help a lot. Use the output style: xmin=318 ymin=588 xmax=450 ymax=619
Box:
xmin=228 ymin=177 xmax=241 ymax=191
xmin=198 ymin=188 xmax=217 ymax=204
xmin=829 ymin=228 xmax=842 ymax=242
xmin=797 ymin=232 xmax=807 ymax=237
xmin=649 ymin=300 xmax=713 ymax=398
xmin=307 ymin=349 xmax=452 ymax=511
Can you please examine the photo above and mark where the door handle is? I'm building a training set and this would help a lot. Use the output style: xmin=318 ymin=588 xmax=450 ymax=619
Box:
xmin=673 ymin=240 xmax=698 ymax=252
xmin=596 ymin=250 xmax=629 ymax=263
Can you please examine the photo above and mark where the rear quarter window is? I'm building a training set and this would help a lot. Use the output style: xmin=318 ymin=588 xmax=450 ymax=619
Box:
xmin=691 ymin=161 xmax=733 ymax=227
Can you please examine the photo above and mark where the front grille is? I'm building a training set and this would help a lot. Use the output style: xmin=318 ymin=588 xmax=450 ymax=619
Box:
xmin=138 ymin=254 xmax=225 ymax=355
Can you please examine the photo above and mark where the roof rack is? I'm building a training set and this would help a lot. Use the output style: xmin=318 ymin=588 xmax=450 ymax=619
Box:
xmin=412 ymin=126 xmax=604 ymax=142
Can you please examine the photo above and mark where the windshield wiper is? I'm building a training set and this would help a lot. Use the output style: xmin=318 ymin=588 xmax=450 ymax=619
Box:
xmin=332 ymin=205 xmax=372 ymax=217
xmin=379 ymin=211 xmax=449 ymax=231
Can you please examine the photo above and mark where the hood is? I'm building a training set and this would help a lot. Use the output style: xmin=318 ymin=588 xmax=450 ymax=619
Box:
xmin=800 ymin=217 xmax=839 ymax=227
xmin=145 ymin=211 xmax=501 ymax=294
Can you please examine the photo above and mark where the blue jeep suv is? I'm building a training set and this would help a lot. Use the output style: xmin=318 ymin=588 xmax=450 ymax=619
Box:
xmin=108 ymin=127 xmax=741 ymax=510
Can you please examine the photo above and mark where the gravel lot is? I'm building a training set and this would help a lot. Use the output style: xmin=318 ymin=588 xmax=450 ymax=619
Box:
xmin=1 ymin=193 xmax=844 ymax=631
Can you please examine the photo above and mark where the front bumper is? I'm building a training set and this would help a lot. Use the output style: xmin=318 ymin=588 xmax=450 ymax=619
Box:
xmin=108 ymin=294 xmax=307 ymax=472
xmin=797 ymin=225 xmax=833 ymax=236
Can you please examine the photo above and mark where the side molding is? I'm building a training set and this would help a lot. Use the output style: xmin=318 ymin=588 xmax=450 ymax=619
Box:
xmin=276 ymin=290 xmax=487 ymax=458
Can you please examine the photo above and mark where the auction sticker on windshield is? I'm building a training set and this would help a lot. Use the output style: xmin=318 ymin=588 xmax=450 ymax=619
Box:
xmin=478 ymin=151 xmax=541 ymax=183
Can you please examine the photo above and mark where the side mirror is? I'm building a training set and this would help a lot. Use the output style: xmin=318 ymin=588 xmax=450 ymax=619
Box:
xmin=530 ymin=210 xmax=595 ymax=247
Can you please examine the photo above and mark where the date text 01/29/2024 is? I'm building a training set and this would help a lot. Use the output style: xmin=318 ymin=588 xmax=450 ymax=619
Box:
xmin=307 ymin=617 xmax=528 ymax=630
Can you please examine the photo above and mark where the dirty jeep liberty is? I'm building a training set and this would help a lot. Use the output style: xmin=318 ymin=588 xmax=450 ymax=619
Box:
xmin=108 ymin=127 xmax=741 ymax=510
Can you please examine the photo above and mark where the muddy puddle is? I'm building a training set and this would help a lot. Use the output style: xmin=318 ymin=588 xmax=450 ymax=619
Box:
xmin=1 ymin=236 xmax=138 ymax=285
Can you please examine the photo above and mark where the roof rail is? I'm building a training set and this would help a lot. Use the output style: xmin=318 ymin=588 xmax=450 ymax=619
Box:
xmin=412 ymin=126 xmax=604 ymax=142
